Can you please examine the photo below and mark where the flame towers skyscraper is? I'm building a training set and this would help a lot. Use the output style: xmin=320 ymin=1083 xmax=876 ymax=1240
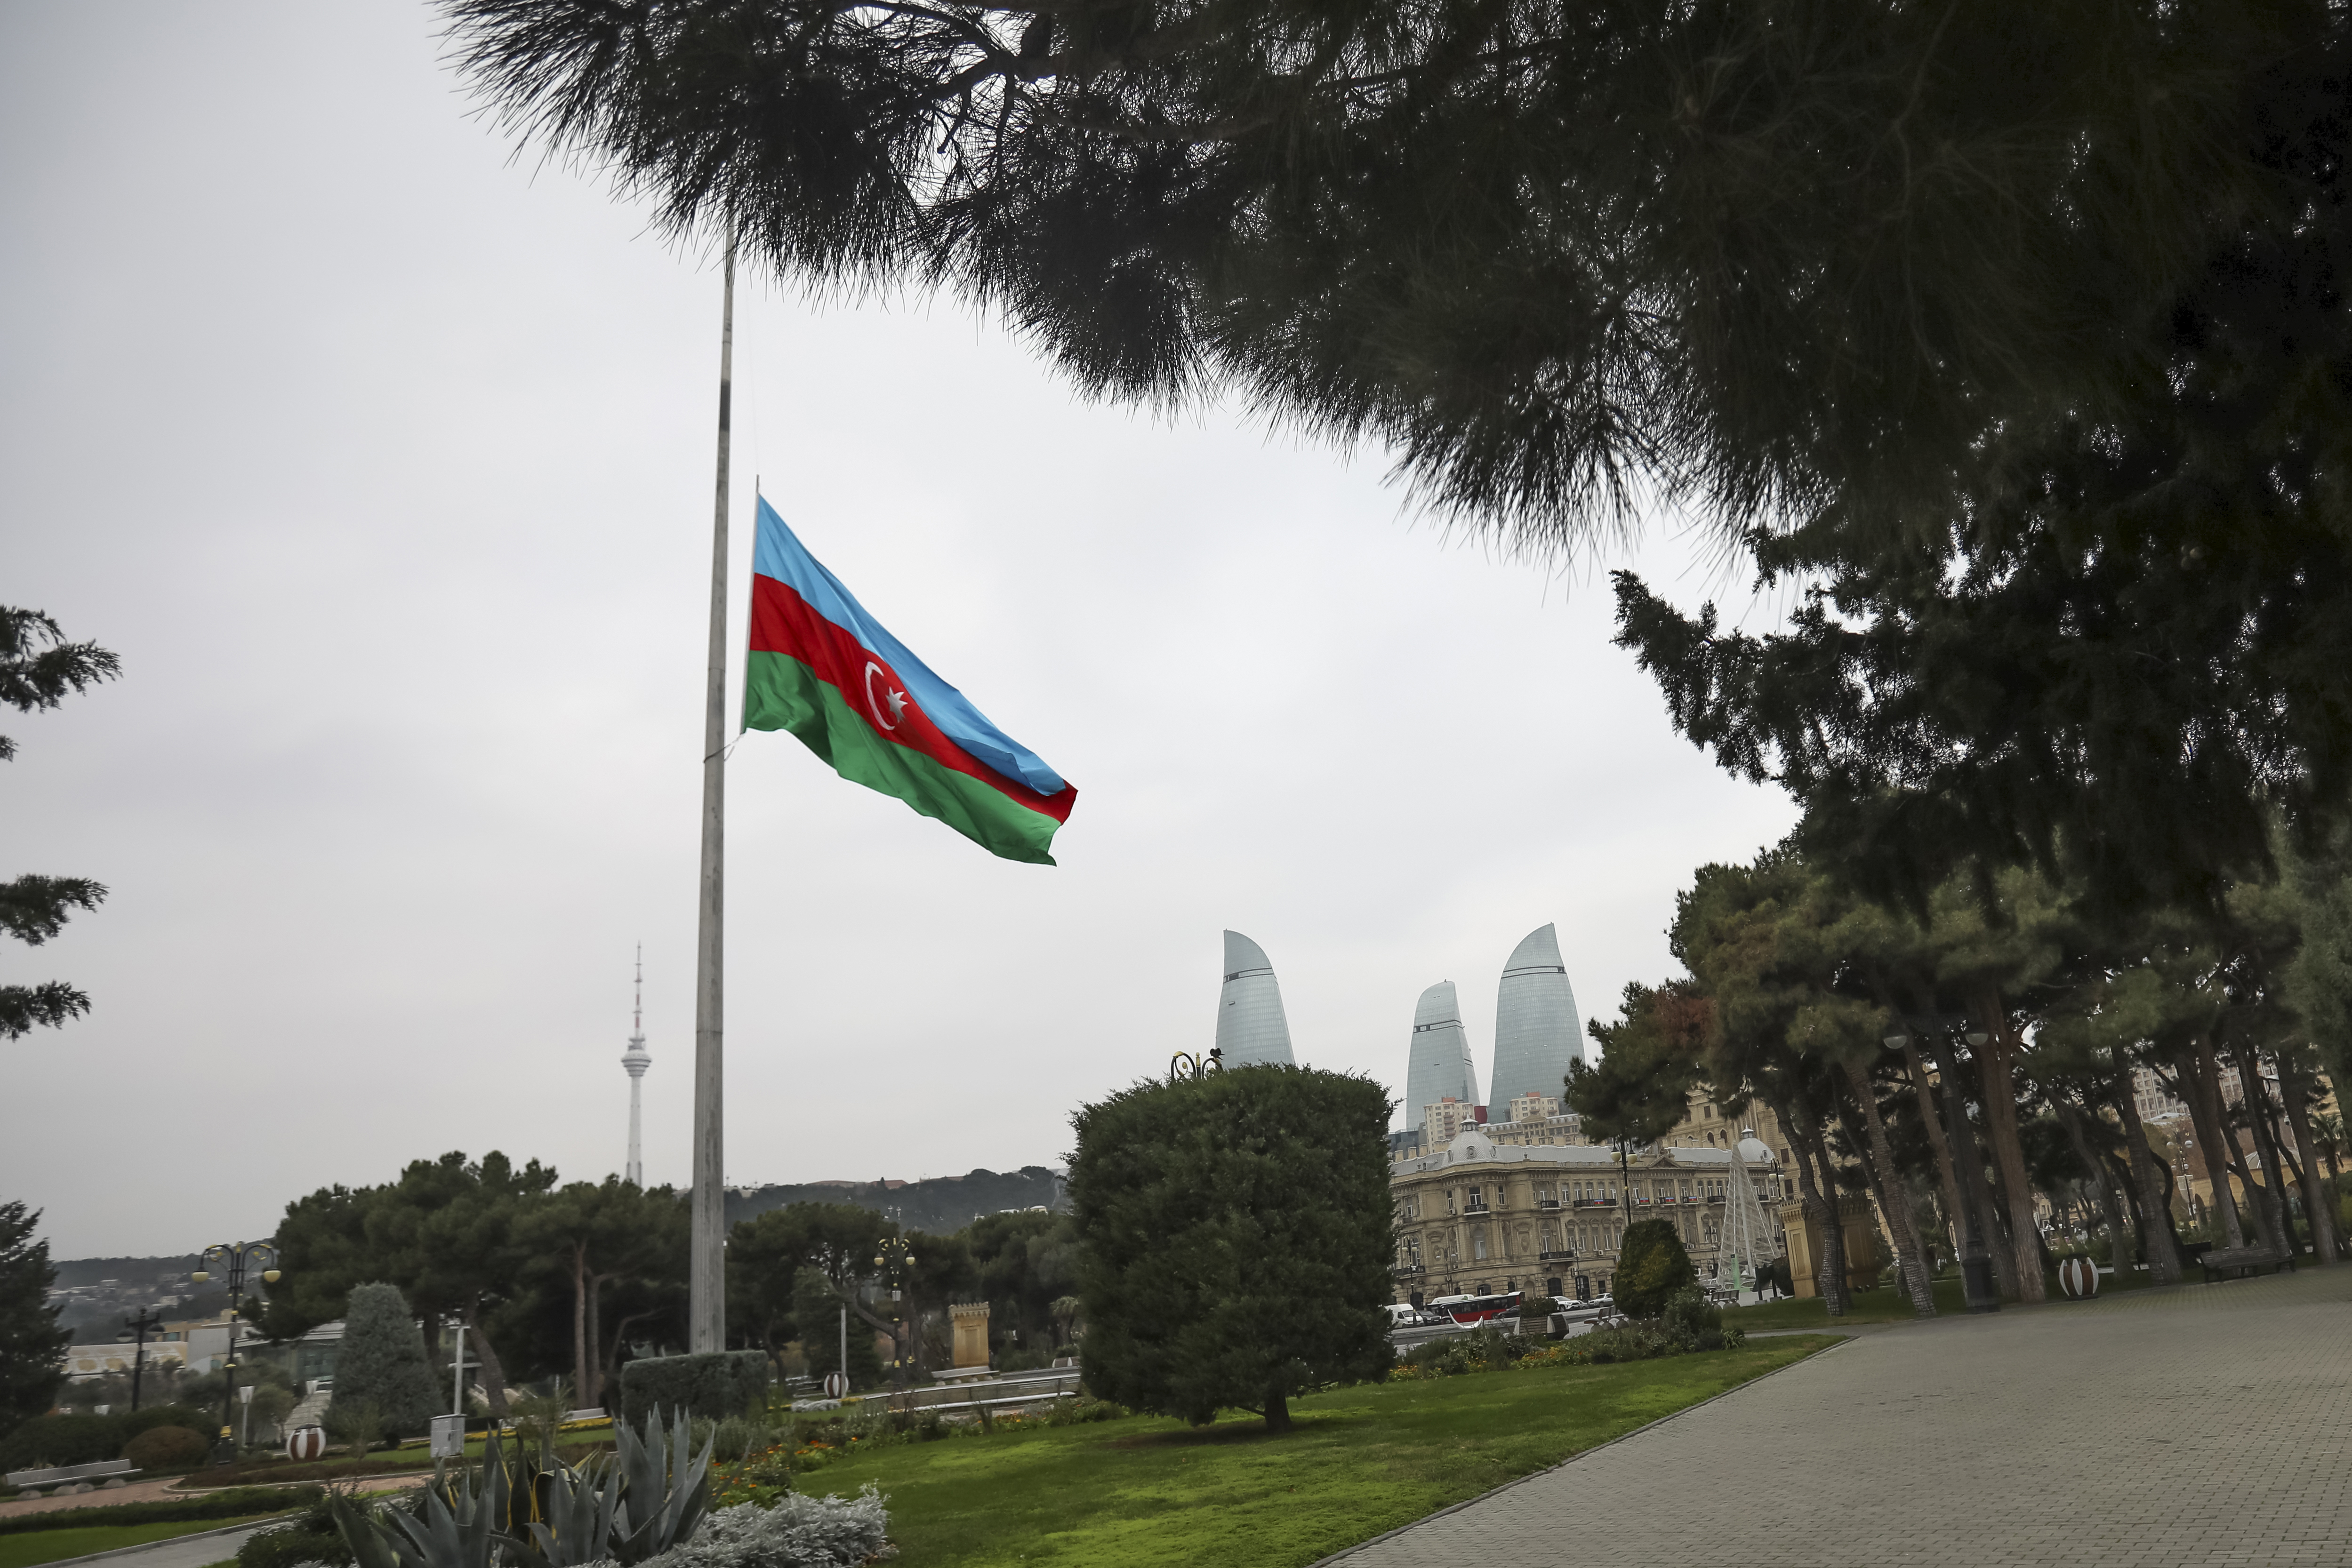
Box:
xmin=1214 ymin=930 xmax=1297 ymax=1065
xmin=622 ymin=947 xmax=650 ymax=1186
xmin=1487 ymin=923 xmax=1584 ymax=1112
xmin=1401 ymin=981 xmax=1479 ymax=1129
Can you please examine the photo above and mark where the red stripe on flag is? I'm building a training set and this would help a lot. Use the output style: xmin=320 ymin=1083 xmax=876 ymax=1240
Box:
xmin=748 ymin=574 xmax=1076 ymax=824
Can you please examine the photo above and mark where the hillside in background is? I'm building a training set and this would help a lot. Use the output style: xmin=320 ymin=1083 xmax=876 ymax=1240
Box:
xmin=724 ymin=1166 xmax=1064 ymax=1233
xmin=50 ymin=1255 xmax=201 ymax=1290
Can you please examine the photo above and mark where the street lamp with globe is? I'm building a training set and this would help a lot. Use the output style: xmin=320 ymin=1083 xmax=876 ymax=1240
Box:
xmin=872 ymin=1238 xmax=917 ymax=1391
xmin=191 ymin=1241 xmax=280 ymax=1463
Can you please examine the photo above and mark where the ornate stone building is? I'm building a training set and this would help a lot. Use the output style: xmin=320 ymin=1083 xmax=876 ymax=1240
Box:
xmin=1388 ymin=1126 xmax=1787 ymax=1304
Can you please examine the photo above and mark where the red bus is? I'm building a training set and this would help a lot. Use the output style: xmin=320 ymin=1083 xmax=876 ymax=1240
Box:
xmin=1427 ymin=1290 xmax=1522 ymax=1326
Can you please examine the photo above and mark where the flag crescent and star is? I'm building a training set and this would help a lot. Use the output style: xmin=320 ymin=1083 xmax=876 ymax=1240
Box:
xmin=742 ymin=496 xmax=1077 ymax=864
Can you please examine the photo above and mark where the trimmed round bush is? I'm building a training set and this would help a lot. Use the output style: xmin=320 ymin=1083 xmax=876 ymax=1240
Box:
xmin=1613 ymin=1219 xmax=1697 ymax=1319
xmin=123 ymin=1425 xmax=210 ymax=1471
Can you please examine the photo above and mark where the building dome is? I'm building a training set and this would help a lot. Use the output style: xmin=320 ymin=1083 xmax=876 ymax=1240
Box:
xmin=1447 ymin=1128 xmax=1496 ymax=1161
xmin=1735 ymin=1128 xmax=1774 ymax=1165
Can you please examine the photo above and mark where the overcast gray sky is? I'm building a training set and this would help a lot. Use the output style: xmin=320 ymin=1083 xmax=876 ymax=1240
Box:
xmin=1 ymin=1 xmax=1799 ymax=1258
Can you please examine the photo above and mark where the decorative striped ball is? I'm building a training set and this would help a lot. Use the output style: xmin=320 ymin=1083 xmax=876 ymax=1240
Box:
xmin=2057 ymin=1256 xmax=2100 ymax=1299
xmin=287 ymin=1425 xmax=328 ymax=1461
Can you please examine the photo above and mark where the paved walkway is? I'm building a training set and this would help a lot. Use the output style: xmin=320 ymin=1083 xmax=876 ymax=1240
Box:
xmin=1341 ymin=1266 xmax=2352 ymax=1567
xmin=56 ymin=1521 xmax=275 ymax=1568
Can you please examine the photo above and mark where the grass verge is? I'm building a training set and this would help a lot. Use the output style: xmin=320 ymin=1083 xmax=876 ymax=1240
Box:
xmin=796 ymin=1336 xmax=1837 ymax=1567
xmin=0 ymin=1517 xmax=274 ymax=1568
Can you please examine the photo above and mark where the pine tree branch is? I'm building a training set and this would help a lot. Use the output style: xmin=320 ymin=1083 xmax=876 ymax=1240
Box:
xmin=0 ymin=608 xmax=121 ymax=717
xmin=0 ymin=982 xmax=91 ymax=1041
xmin=0 ymin=875 xmax=107 ymax=947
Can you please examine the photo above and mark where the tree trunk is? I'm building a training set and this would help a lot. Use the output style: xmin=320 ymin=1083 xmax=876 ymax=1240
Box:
xmin=1971 ymin=996 xmax=2048 ymax=1303
xmin=464 ymin=1310 xmax=512 ymax=1417
xmin=2280 ymin=1064 xmax=2341 ymax=1264
xmin=2227 ymin=1133 xmax=2280 ymax=1251
xmin=2055 ymin=1096 xmax=2133 ymax=1272
xmin=604 ymin=1309 xmax=655 ymax=1410
xmin=2181 ymin=1043 xmax=2247 ymax=1248
xmin=1901 ymin=1039 xmax=1970 ymax=1263
xmin=2234 ymin=1045 xmax=2302 ymax=1257
xmin=419 ymin=1314 xmax=448 ymax=1407
xmin=1934 ymin=1035 xmax=2019 ymax=1299
xmin=2109 ymin=1077 xmax=2183 ymax=1284
xmin=571 ymin=1242 xmax=592 ymax=1411
xmin=1842 ymin=1056 xmax=1936 ymax=1316
xmin=1787 ymin=1112 xmax=1849 ymax=1314
xmin=1263 ymin=1389 xmax=1291 ymax=1433
xmin=2205 ymin=1040 xmax=2280 ymax=1253
xmin=584 ymin=1272 xmax=607 ymax=1407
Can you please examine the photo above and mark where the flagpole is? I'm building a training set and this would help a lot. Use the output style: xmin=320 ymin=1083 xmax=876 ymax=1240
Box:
xmin=690 ymin=224 xmax=735 ymax=1353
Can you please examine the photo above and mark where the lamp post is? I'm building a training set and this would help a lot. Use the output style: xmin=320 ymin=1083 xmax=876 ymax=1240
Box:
xmin=1168 ymin=1047 xmax=1223 ymax=1083
xmin=871 ymin=1237 xmax=917 ymax=1393
xmin=191 ymin=1241 xmax=280 ymax=1464
xmin=115 ymin=1307 xmax=164 ymax=1413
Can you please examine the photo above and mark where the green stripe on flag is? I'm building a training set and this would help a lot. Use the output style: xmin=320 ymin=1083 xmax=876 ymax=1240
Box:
xmin=743 ymin=649 xmax=1061 ymax=864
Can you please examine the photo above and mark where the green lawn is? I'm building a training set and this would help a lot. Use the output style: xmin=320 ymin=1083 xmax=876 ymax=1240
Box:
xmin=794 ymin=1337 xmax=1837 ymax=1567
xmin=0 ymin=1517 xmax=273 ymax=1568
xmin=1725 ymin=1265 xmax=2155 ymax=1329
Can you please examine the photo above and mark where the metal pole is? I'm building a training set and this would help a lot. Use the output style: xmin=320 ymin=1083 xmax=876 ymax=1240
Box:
xmin=838 ymin=1304 xmax=847 ymax=1390
xmin=125 ymin=1309 xmax=152 ymax=1412
xmin=690 ymin=226 xmax=737 ymax=1353
xmin=221 ymin=1273 xmax=240 ymax=1459
xmin=452 ymin=1317 xmax=465 ymax=1415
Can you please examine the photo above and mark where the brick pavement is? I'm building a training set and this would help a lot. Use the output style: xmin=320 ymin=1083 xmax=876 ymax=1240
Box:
xmin=1337 ymin=1266 xmax=2352 ymax=1567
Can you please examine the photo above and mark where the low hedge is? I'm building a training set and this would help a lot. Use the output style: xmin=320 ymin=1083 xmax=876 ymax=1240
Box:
xmin=236 ymin=1491 xmax=353 ymax=1568
xmin=0 ymin=1405 xmax=215 ymax=1472
xmin=618 ymin=1351 xmax=770 ymax=1425
xmin=239 ymin=1522 xmax=351 ymax=1568
xmin=0 ymin=1485 xmax=319 ymax=1534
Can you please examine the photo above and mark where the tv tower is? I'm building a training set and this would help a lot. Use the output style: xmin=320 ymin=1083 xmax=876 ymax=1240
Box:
xmin=622 ymin=945 xmax=651 ymax=1186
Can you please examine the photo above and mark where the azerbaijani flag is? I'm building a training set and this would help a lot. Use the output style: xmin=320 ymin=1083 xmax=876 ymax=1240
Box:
xmin=743 ymin=497 xmax=1076 ymax=864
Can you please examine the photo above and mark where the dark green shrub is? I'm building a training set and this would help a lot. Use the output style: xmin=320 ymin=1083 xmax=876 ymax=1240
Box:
xmin=327 ymin=1283 xmax=438 ymax=1440
xmin=124 ymin=1404 xmax=211 ymax=1441
xmin=238 ymin=1522 xmax=351 ymax=1568
xmin=618 ymin=1350 xmax=770 ymax=1424
xmin=0 ymin=1413 xmax=124 ymax=1470
xmin=1660 ymin=1286 xmax=1724 ymax=1351
xmin=235 ymin=1487 xmax=350 ymax=1568
xmin=122 ymin=1425 xmax=209 ymax=1471
xmin=1402 ymin=1328 xmax=1533 ymax=1377
xmin=1613 ymin=1220 xmax=1697 ymax=1318
xmin=1045 ymin=1398 xmax=1125 ymax=1425
xmin=1069 ymin=1065 xmax=1394 ymax=1432
xmin=1567 ymin=1322 xmax=1677 ymax=1364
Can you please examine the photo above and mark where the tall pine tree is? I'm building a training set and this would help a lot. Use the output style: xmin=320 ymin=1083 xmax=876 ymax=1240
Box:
xmin=2 ymin=608 xmax=117 ymax=1040
xmin=0 ymin=1200 xmax=71 ymax=1429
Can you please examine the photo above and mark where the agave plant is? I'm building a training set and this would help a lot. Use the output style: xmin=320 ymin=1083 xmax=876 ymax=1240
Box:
xmin=332 ymin=1410 xmax=712 ymax=1568
xmin=515 ymin=1408 xmax=712 ymax=1568
xmin=332 ymin=1428 xmax=515 ymax=1568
